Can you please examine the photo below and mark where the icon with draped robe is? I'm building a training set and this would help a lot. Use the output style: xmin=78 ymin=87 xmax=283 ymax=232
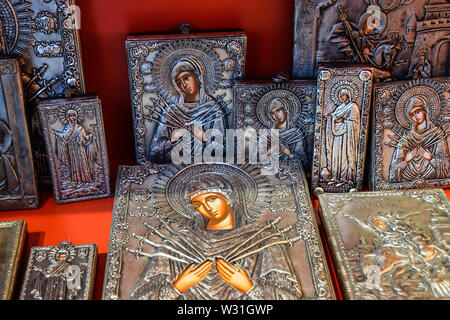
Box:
xmin=126 ymin=163 xmax=303 ymax=300
xmin=387 ymin=88 xmax=449 ymax=184
xmin=321 ymin=85 xmax=361 ymax=187
xmin=51 ymin=105 xmax=103 ymax=198
xmin=126 ymin=34 xmax=247 ymax=165
xmin=254 ymin=88 xmax=311 ymax=161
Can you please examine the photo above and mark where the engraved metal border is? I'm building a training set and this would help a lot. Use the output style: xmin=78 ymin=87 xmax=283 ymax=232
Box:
xmin=233 ymin=81 xmax=317 ymax=172
xmin=101 ymin=161 xmax=335 ymax=300
xmin=318 ymin=189 xmax=450 ymax=300
xmin=293 ymin=0 xmax=450 ymax=80
xmin=0 ymin=59 xmax=39 ymax=210
xmin=371 ymin=78 xmax=450 ymax=191
xmin=38 ymin=96 xmax=111 ymax=204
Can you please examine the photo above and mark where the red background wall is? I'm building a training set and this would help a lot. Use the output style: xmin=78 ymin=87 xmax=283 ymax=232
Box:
xmin=1 ymin=0 xmax=448 ymax=300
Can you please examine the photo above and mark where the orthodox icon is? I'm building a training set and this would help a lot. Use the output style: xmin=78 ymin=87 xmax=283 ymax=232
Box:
xmin=371 ymin=78 xmax=449 ymax=191
xmin=324 ymin=87 xmax=361 ymax=187
xmin=20 ymin=242 xmax=97 ymax=300
xmin=38 ymin=95 xmax=110 ymax=203
xmin=293 ymin=0 xmax=450 ymax=81
xmin=0 ymin=59 xmax=38 ymax=210
xmin=234 ymin=79 xmax=316 ymax=173
xmin=311 ymin=66 xmax=373 ymax=193
xmin=318 ymin=189 xmax=450 ymax=299
xmin=103 ymin=161 xmax=335 ymax=300
xmin=0 ymin=0 xmax=86 ymax=184
xmin=126 ymin=27 xmax=246 ymax=164
xmin=0 ymin=220 xmax=26 ymax=299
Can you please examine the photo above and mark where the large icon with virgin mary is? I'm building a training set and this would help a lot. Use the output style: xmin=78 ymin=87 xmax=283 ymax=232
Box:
xmin=371 ymin=78 xmax=450 ymax=190
xmin=126 ymin=29 xmax=247 ymax=164
xmin=102 ymin=161 xmax=335 ymax=300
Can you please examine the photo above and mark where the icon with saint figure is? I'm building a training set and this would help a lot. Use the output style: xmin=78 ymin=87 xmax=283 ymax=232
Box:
xmin=233 ymin=80 xmax=316 ymax=172
xmin=20 ymin=242 xmax=98 ymax=300
xmin=149 ymin=55 xmax=228 ymax=163
xmin=126 ymin=29 xmax=247 ymax=164
xmin=322 ymin=87 xmax=361 ymax=187
xmin=312 ymin=67 xmax=373 ymax=194
xmin=0 ymin=120 xmax=20 ymax=195
xmin=128 ymin=164 xmax=302 ymax=300
xmin=38 ymin=96 xmax=111 ymax=203
xmin=370 ymin=78 xmax=450 ymax=190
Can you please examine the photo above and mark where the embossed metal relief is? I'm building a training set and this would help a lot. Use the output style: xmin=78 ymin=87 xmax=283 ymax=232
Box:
xmin=0 ymin=0 xmax=86 ymax=184
xmin=0 ymin=220 xmax=26 ymax=300
xmin=38 ymin=95 xmax=111 ymax=204
xmin=0 ymin=0 xmax=85 ymax=95
xmin=311 ymin=66 xmax=373 ymax=193
xmin=318 ymin=189 xmax=450 ymax=300
xmin=234 ymin=79 xmax=316 ymax=173
xmin=293 ymin=0 xmax=450 ymax=81
xmin=126 ymin=28 xmax=247 ymax=164
xmin=370 ymin=78 xmax=450 ymax=191
xmin=20 ymin=242 xmax=97 ymax=300
xmin=102 ymin=161 xmax=335 ymax=300
xmin=0 ymin=59 xmax=39 ymax=210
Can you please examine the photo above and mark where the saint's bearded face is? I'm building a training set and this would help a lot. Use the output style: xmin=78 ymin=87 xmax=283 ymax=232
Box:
xmin=190 ymin=192 xmax=231 ymax=223
xmin=409 ymin=106 xmax=426 ymax=126
xmin=175 ymin=71 xmax=200 ymax=103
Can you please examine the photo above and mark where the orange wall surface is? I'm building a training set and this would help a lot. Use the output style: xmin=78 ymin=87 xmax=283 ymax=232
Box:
xmin=1 ymin=0 xmax=448 ymax=300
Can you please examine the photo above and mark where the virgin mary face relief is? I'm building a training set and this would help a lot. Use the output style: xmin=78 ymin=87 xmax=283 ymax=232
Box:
xmin=190 ymin=192 xmax=234 ymax=230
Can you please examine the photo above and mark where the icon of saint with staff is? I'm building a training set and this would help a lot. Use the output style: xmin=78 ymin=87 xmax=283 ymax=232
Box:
xmin=146 ymin=43 xmax=230 ymax=163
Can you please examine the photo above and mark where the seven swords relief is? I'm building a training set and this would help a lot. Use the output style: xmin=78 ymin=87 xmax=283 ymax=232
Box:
xmin=293 ymin=0 xmax=450 ymax=81
xmin=233 ymin=78 xmax=317 ymax=174
xmin=38 ymin=96 xmax=110 ymax=203
xmin=126 ymin=30 xmax=246 ymax=164
xmin=0 ymin=0 xmax=86 ymax=184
